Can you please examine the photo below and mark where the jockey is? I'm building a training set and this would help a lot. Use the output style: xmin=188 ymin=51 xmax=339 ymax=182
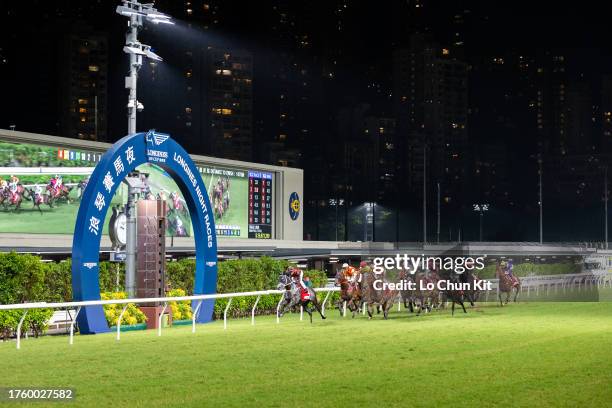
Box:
xmin=8 ymin=175 xmax=19 ymax=192
xmin=34 ymin=184 xmax=43 ymax=196
xmin=290 ymin=267 xmax=306 ymax=289
xmin=357 ymin=260 xmax=371 ymax=284
xmin=56 ymin=175 xmax=63 ymax=188
xmin=0 ymin=178 xmax=6 ymax=190
xmin=505 ymin=260 xmax=519 ymax=285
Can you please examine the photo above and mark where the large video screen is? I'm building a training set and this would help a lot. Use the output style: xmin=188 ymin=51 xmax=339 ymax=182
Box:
xmin=0 ymin=140 xmax=273 ymax=239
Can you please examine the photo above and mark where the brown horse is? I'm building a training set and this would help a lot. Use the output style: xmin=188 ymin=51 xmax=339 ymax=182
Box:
xmin=361 ymin=270 xmax=397 ymax=319
xmin=47 ymin=184 xmax=72 ymax=203
xmin=334 ymin=269 xmax=362 ymax=317
xmin=412 ymin=271 xmax=440 ymax=315
xmin=495 ymin=264 xmax=521 ymax=306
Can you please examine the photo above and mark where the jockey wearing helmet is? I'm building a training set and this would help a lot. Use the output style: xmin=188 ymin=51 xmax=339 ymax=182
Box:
xmin=8 ymin=175 xmax=19 ymax=192
xmin=0 ymin=177 xmax=8 ymax=190
xmin=341 ymin=263 xmax=358 ymax=284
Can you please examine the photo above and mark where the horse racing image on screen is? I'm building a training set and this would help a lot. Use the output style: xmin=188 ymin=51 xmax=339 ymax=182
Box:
xmin=0 ymin=140 xmax=273 ymax=239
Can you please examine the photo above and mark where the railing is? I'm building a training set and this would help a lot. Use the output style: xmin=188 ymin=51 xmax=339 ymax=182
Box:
xmin=3 ymin=272 xmax=612 ymax=350
xmin=0 ymin=287 xmax=340 ymax=350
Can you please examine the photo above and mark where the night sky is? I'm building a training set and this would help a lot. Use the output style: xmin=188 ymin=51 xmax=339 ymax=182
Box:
xmin=2 ymin=0 xmax=612 ymax=242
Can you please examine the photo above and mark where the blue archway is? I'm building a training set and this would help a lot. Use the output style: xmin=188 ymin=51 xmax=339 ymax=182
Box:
xmin=71 ymin=131 xmax=218 ymax=334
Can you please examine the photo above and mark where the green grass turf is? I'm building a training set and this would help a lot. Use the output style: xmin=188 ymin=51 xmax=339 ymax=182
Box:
xmin=1 ymin=302 xmax=611 ymax=407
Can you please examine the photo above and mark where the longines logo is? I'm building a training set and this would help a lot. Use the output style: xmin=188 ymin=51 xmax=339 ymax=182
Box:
xmin=146 ymin=130 xmax=169 ymax=163
xmin=83 ymin=262 xmax=97 ymax=269
xmin=206 ymin=261 xmax=217 ymax=267
xmin=145 ymin=130 xmax=169 ymax=146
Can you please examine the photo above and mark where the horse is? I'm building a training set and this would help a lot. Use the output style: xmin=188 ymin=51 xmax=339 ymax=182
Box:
xmin=47 ymin=184 xmax=72 ymax=203
xmin=411 ymin=270 xmax=440 ymax=315
xmin=454 ymin=270 xmax=483 ymax=307
xmin=398 ymin=269 xmax=415 ymax=313
xmin=76 ymin=178 xmax=88 ymax=199
xmin=360 ymin=270 xmax=398 ymax=319
xmin=1 ymin=187 xmax=24 ymax=212
xmin=27 ymin=188 xmax=54 ymax=214
xmin=276 ymin=273 xmax=326 ymax=323
xmin=495 ymin=264 xmax=521 ymax=306
xmin=437 ymin=272 xmax=469 ymax=316
xmin=334 ymin=269 xmax=362 ymax=317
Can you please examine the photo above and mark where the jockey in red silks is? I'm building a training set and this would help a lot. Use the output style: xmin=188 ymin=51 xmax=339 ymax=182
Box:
xmin=290 ymin=267 xmax=310 ymax=300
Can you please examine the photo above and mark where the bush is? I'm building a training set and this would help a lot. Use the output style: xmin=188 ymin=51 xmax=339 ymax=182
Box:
xmin=168 ymin=288 xmax=192 ymax=320
xmin=0 ymin=252 xmax=51 ymax=338
xmin=101 ymin=292 xmax=147 ymax=326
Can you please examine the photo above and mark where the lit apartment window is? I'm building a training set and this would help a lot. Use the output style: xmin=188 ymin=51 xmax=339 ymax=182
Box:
xmin=79 ymin=108 xmax=87 ymax=113
xmin=78 ymin=99 xmax=88 ymax=105
xmin=88 ymin=65 xmax=99 ymax=72
xmin=185 ymin=107 xmax=192 ymax=114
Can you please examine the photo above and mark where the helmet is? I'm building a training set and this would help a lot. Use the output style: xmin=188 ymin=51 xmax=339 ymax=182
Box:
xmin=342 ymin=263 xmax=349 ymax=268
xmin=359 ymin=261 xmax=367 ymax=268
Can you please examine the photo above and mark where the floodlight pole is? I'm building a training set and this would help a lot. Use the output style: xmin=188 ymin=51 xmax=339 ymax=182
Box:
xmin=124 ymin=5 xmax=143 ymax=298
xmin=126 ymin=8 xmax=142 ymax=135
xmin=117 ymin=0 xmax=173 ymax=297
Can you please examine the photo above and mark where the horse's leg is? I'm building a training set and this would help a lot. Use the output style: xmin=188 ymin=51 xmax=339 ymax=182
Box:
xmin=311 ymin=297 xmax=326 ymax=320
xmin=452 ymin=300 xmax=455 ymax=316
xmin=513 ymin=286 xmax=520 ymax=302
xmin=367 ymin=302 xmax=374 ymax=319
xmin=498 ymin=291 xmax=503 ymax=307
xmin=460 ymin=300 xmax=467 ymax=314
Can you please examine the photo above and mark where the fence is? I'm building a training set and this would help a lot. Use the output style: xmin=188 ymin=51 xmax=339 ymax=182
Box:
xmin=0 ymin=287 xmax=340 ymax=350
xmin=2 ymin=272 xmax=612 ymax=350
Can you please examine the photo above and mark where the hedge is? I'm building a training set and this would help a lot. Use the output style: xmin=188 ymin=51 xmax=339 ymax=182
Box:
xmin=0 ymin=253 xmax=335 ymax=336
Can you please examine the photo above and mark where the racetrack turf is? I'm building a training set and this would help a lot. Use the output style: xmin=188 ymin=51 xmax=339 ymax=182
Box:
xmin=1 ymin=302 xmax=611 ymax=407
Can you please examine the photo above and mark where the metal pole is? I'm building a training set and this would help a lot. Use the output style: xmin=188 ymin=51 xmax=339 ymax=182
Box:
xmin=423 ymin=144 xmax=427 ymax=243
xmin=605 ymin=166 xmax=608 ymax=249
xmin=125 ymin=192 xmax=137 ymax=298
xmin=437 ymin=182 xmax=440 ymax=243
xmin=94 ymin=95 xmax=98 ymax=140
xmin=539 ymin=158 xmax=543 ymax=244
xmin=126 ymin=12 xmax=141 ymax=135
xmin=479 ymin=212 xmax=483 ymax=241
xmin=335 ymin=199 xmax=338 ymax=241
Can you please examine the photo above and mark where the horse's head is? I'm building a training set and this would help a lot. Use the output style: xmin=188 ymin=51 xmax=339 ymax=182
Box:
xmin=277 ymin=273 xmax=291 ymax=290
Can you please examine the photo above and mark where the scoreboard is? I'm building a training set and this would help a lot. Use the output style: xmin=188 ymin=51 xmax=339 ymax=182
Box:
xmin=248 ymin=171 xmax=273 ymax=239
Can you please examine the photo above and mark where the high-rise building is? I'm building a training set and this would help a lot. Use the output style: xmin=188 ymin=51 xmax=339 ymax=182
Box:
xmin=59 ymin=28 xmax=108 ymax=141
xmin=393 ymin=34 xmax=469 ymax=208
xmin=205 ymin=48 xmax=253 ymax=161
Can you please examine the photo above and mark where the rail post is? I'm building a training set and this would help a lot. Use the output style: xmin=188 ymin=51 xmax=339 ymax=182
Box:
xmin=69 ymin=306 xmax=81 ymax=345
xmin=321 ymin=291 xmax=332 ymax=315
xmin=16 ymin=311 xmax=28 ymax=350
xmin=300 ymin=305 xmax=303 ymax=321
xmin=157 ymin=302 xmax=168 ymax=337
xmin=224 ymin=298 xmax=232 ymax=330
xmin=342 ymin=301 xmax=347 ymax=317
xmin=192 ymin=300 xmax=203 ymax=333
xmin=116 ymin=304 xmax=129 ymax=341
xmin=251 ymin=295 xmax=261 ymax=326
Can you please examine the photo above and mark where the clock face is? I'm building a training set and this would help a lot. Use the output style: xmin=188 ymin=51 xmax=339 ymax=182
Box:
xmin=114 ymin=213 xmax=127 ymax=246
